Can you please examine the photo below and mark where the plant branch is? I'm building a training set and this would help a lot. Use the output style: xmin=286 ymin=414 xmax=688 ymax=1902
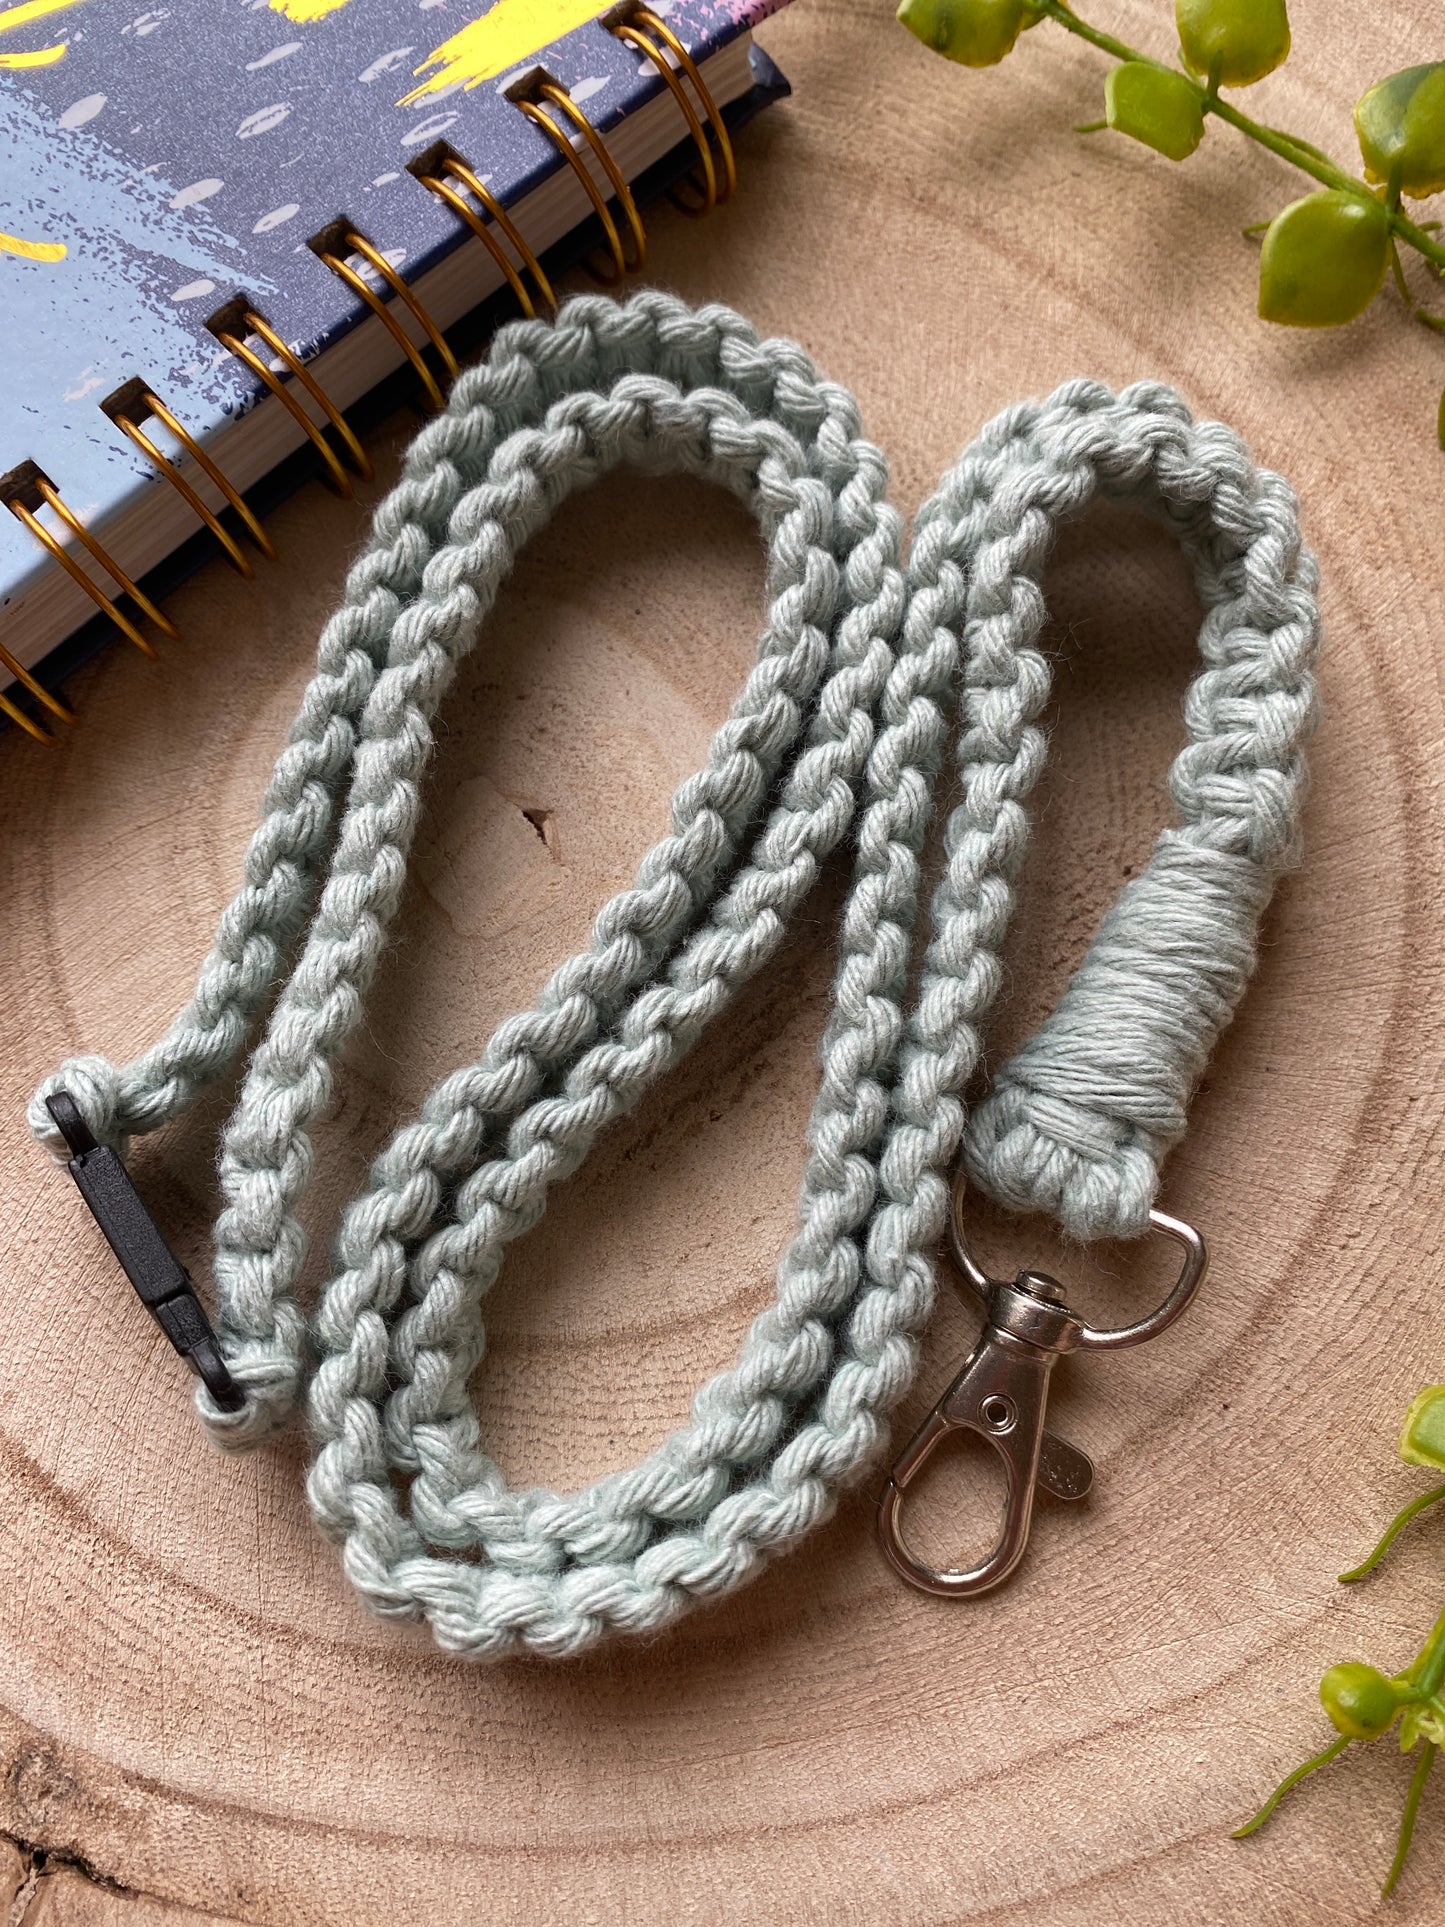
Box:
xmin=1026 ymin=0 xmax=1445 ymax=275
xmin=1384 ymin=1741 xmax=1437 ymax=1896
xmin=1231 ymin=1733 xmax=1351 ymax=1839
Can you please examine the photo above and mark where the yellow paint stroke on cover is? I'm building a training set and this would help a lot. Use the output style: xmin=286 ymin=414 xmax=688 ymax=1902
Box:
xmin=0 ymin=0 xmax=82 ymax=265
xmin=403 ymin=0 xmax=605 ymax=101
xmin=0 ymin=0 xmax=85 ymax=31
xmin=268 ymin=0 xmax=353 ymax=20
xmin=0 ymin=230 xmax=67 ymax=261
xmin=0 ymin=0 xmax=85 ymax=64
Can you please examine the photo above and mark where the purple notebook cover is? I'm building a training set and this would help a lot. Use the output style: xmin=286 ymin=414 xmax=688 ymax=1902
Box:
xmin=0 ymin=0 xmax=789 ymax=619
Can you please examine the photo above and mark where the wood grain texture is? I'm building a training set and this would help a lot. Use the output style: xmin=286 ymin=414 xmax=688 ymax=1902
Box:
xmin=3 ymin=1 xmax=1445 ymax=1919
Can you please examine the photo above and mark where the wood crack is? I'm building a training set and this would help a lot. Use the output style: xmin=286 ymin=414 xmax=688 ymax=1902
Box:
xmin=4 ymin=1829 xmax=142 ymax=1924
xmin=518 ymin=803 xmax=561 ymax=860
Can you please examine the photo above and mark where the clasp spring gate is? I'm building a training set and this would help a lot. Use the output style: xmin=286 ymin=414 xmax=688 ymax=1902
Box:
xmin=878 ymin=1174 xmax=1207 ymax=1599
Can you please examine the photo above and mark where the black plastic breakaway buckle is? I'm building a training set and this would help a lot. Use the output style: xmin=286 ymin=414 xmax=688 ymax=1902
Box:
xmin=46 ymin=1091 xmax=243 ymax=1412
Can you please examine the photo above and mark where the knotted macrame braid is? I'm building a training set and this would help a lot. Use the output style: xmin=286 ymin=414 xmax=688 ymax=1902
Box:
xmin=30 ymin=292 xmax=1319 ymax=1658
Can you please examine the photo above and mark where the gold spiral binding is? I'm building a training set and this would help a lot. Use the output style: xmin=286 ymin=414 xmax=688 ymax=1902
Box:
xmin=506 ymin=69 xmax=646 ymax=287
xmin=409 ymin=143 xmax=557 ymax=322
xmin=605 ymin=2 xmax=736 ymax=215
xmin=207 ymin=299 xmax=371 ymax=497
xmin=0 ymin=636 xmax=74 ymax=745
xmin=101 ymin=377 xmax=276 ymax=578
xmin=309 ymin=221 xmax=459 ymax=411
xmin=2 ymin=460 xmax=175 ymax=663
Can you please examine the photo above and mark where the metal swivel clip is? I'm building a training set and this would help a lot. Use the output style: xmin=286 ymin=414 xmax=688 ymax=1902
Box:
xmin=877 ymin=1172 xmax=1207 ymax=1599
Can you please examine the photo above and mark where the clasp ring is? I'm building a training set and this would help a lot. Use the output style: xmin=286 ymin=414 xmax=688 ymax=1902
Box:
xmin=877 ymin=1176 xmax=1208 ymax=1600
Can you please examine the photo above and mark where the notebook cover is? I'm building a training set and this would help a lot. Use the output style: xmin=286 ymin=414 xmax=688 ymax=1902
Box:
xmin=3 ymin=46 xmax=788 ymax=722
xmin=0 ymin=0 xmax=789 ymax=631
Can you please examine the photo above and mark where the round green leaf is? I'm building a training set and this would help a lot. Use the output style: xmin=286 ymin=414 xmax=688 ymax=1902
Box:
xmin=1399 ymin=1384 xmax=1445 ymax=1471
xmin=1257 ymin=189 xmax=1389 ymax=327
xmin=1320 ymin=1664 xmax=1405 ymax=1742
xmin=1355 ymin=63 xmax=1445 ymax=201
xmin=1176 ymin=0 xmax=1289 ymax=89
xmin=896 ymin=0 xmax=1029 ymax=67
xmin=1105 ymin=62 xmax=1205 ymax=161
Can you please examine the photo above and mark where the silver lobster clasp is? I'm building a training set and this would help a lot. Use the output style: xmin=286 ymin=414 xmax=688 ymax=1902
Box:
xmin=877 ymin=1175 xmax=1207 ymax=1599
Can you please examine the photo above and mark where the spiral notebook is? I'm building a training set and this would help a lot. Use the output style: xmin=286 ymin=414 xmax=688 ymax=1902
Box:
xmin=0 ymin=0 xmax=792 ymax=742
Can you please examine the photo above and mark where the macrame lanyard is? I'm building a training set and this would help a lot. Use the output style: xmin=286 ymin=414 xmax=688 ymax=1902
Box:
xmin=29 ymin=294 xmax=1319 ymax=1659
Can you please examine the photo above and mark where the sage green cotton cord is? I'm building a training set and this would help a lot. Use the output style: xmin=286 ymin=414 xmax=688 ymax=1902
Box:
xmin=29 ymin=292 xmax=1319 ymax=1659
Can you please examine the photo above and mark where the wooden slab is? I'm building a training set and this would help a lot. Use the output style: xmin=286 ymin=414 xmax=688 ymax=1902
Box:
xmin=4 ymin=1 xmax=1445 ymax=1918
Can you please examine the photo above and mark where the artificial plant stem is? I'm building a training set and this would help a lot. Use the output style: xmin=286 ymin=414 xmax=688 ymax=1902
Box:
xmin=1410 ymin=1602 xmax=1445 ymax=1700
xmin=1338 ymin=1482 xmax=1445 ymax=1583
xmin=1027 ymin=0 xmax=1445 ymax=276
xmin=1232 ymin=1734 xmax=1351 ymax=1838
xmin=1383 ymin=1742 xmax=1437 ymax=1896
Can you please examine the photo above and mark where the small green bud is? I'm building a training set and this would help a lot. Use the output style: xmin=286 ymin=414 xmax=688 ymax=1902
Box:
xmin=1399 ymin=1384 xmax=1445 ymax=1472
xmin=1105 ymin=62 xmax=1205 ymax=162
xmin=896 ymin=0 xmax=1029 ymax=68
xmin=1176 ymin=0 xmax=1289 ymax=89
xmin=1403 ymin=1700 xmax=1445 ymax=1750
xmin=1257 ymin=189 xmax=1389 ymax=328
xmin=1320 ymin=1663 xmax=1402 ymax=1741
xmin=1355 ymin=63 xmax=1445 ymax=201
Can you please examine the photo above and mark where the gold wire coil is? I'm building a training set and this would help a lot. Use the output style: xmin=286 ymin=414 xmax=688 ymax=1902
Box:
xmin=605 ymin=2 xmax=736 ymax=215
xmin=410 ymin=143 xmax=557 ymax=322
xmin=309 ymin=221 xmax=459 ymax=412
xmin=0 ymin=635 xmax=74 ymax=745
xmin=507 ymin=69 xmax=646 ymax=286
xmin=207 ymin=299 xmax=371 ymax=497
xmin=2 ymin=461 xmax=175 ymax=662
xmin=101 ymin=377 xmax=276 ymax=578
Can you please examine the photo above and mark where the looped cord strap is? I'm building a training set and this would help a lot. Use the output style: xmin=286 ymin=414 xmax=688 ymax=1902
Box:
xmin=29 ymin=293 xmax=1319 ymax=1658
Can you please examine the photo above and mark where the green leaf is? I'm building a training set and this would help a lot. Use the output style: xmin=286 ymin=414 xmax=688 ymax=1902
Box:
xmin=1400 ymin=1385 xmax=1445 ymax=1471
xmin=1356 ymin=63 xmax=1445 ymax=201
xmin=1258 ymin=189 xmax=1389 ymax=327
xmin=896 ymin=0 xmax=1029 ymax=67
xmin=1319 ymin=1663 xmax=1404 ymax=1742
xmin=1105 ymin=62 xmax=1205 ymax=161
xmin=1176 ymin=0 xmax=1289 ymax=89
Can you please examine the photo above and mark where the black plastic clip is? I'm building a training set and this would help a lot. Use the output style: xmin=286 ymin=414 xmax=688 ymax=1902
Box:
xmin=46 ymin=1091 xmax=243 ymax=1413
